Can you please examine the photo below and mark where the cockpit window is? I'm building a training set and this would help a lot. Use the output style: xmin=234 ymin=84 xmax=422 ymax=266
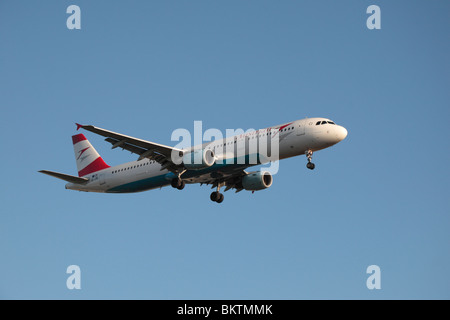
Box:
xmin=317 ymin=120 xmax=337 ymax=125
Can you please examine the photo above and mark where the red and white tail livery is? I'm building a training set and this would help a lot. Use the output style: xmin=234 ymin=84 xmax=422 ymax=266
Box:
xmin=72 ymin=134 xmax=110 ymax=177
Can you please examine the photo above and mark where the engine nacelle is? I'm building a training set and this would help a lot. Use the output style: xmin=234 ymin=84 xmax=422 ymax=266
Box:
xmin=182 ymin=149 xmax=215 ymax=170
xmin=241 ymin=171 xmax=273 ymax=191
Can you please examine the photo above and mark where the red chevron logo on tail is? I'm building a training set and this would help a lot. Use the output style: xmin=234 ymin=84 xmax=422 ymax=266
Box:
xmin=77 ymin=147 xmax=90 ymax=160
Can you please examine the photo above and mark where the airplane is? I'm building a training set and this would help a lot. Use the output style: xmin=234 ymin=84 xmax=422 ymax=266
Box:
xmin=39 ymin=118 xmax=348 ymax=203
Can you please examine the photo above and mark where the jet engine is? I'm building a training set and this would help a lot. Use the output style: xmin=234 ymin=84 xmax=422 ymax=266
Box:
xmin=182 ymin=149 xmax=215 ymax=170
xmin=241 ymin=171 xmax=273 ymax=191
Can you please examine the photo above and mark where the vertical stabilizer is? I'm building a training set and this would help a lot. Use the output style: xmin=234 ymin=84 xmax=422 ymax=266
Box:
xmin=72 ymin=134 xmax=110 ymax=177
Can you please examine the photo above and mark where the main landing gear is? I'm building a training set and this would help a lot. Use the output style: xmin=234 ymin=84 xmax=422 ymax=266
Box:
xmin=306 ymin=150 xmax=315 ymax=170
xmin=171 ymin=170 xmax=187 ymax=190
xmin=210 ymin=184 xmax=224 ymax=203
xmin=171 ymin=178 xmax=185 ymax=190
xmin=210 ymin=191 xmax=224 ymax=203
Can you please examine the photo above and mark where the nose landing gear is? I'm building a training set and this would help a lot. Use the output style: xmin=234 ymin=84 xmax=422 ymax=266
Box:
xmin=305 ymin=150 xmax=315 ymax=170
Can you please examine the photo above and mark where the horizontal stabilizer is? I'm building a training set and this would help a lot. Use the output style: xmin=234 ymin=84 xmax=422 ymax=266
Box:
xmin=39 ymin=170 xmax=89 ymax=184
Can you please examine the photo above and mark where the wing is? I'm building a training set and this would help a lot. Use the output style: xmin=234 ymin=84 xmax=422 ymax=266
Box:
xmin=76 ymin=124 xmax=183 ymax=173
xmin=198 ymin=169 xmax=248 ymax=193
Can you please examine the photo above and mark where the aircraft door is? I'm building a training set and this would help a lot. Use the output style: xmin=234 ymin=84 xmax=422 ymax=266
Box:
xmin=296 ymin=122 xmax=306 ymax=136
xmin=99 ymin=173 xmax=106 ymax=185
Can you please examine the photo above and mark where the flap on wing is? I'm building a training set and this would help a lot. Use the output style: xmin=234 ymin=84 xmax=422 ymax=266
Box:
xmin=201 ymin=169 xmax=248 ymax=193
xmin=39 ymin=170 xmax=89 ymax=184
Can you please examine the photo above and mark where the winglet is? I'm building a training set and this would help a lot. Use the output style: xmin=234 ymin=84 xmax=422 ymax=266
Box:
xmin=75 ymin=123 xmax=83 ymax=131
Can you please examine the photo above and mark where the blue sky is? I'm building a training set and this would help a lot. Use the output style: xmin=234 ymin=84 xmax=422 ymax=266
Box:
xmin=0 ymin=1 xmax=449 ymax=299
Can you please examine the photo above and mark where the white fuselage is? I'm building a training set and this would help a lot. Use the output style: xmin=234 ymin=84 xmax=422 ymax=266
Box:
xmin=66 ymin=118 xmax=347 ymax=193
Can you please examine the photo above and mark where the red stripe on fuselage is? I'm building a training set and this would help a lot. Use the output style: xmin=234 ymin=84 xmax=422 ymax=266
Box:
xmin=72 ymin=134 xmax=87 ymax=145
xmin=279 ymin=123 xmax=293 ymax=131
xmin=78 ymin=157 xmax=110 ymax=177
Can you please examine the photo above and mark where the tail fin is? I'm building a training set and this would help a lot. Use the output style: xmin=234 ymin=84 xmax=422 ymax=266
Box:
xmin=72 ymin=134 xmax=110 ymax=177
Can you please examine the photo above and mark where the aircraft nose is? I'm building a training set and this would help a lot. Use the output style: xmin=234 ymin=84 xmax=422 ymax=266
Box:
xmin=336 ymin=126 xmax=348 ymax=141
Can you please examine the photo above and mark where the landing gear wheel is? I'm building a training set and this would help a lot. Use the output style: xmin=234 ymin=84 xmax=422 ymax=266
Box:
xmin=176 ymin=180 xmax=185 ymax=190
xmin=171 ymin=178 xmax=182 ymax=189
xmin=216 ymin=193 xmax=224 ymax=203
xmin=306 ymin=162 xmax=315 ymax=170
xmin=305 ymin=150 xmax=315 ymax=170
xmin=210 ymin=191 xmax=220 ymax=202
